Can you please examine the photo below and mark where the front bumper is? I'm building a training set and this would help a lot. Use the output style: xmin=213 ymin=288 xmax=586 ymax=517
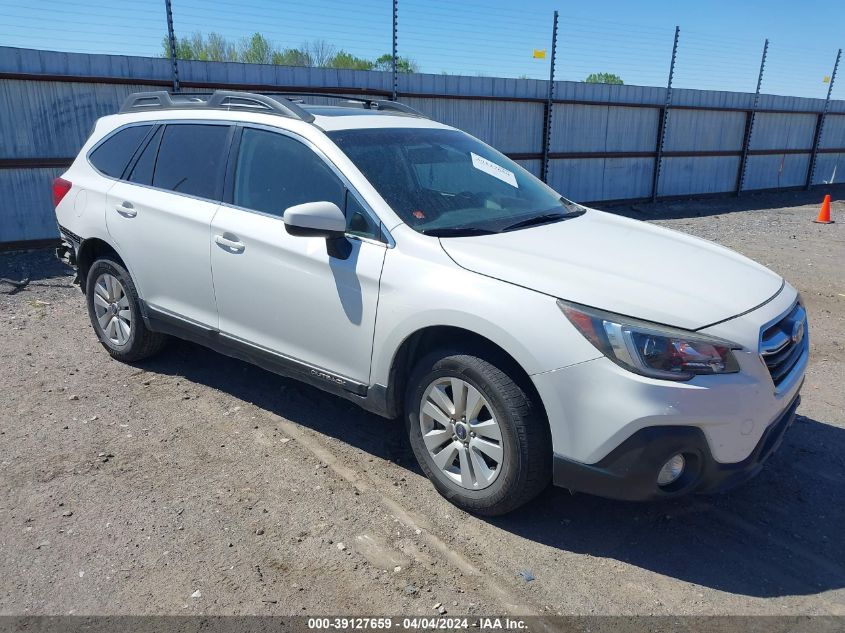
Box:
xmin=552 ymin=392 xmax=800 ymax=500
xmin=531 ymin=283 xmax=807 ymax=500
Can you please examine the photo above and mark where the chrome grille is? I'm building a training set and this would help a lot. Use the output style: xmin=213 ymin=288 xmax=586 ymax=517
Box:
xmin=760 ymin=303 xmax=807 ymax=388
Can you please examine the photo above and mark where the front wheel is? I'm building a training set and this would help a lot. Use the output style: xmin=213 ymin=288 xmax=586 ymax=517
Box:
xmin=405 ymin=349 xmax=551 ymax=516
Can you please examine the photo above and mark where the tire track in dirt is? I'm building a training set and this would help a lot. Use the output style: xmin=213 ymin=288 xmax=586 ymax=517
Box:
xmin=255 ymin=409 xmax=542 ymax=617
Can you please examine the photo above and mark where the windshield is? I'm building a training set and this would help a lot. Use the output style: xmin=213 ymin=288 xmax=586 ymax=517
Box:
xmin=327 ymin=128 xmax=584 ymax=236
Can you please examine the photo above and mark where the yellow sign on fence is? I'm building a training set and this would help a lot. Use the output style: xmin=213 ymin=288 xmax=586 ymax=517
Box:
xmin=533 ymin=49 xmax=546 ymax=59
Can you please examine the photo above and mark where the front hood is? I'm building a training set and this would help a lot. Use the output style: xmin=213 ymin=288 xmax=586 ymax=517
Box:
xmin=439 ymin=209 xmax=783 ymax=330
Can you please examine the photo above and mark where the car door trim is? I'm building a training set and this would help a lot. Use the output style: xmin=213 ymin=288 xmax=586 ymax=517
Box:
xmin=142 ymin=302 xmax=370 ymax=398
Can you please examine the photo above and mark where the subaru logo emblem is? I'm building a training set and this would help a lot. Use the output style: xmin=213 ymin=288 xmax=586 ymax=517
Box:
xmin=455 ymin=424 xmax=467 ymax=440
xmin=791 ymin=320 xmax=805 ymax=345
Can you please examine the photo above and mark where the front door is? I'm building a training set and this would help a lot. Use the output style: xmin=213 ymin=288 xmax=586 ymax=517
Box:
xmin=209 ymin=126 xmax=387 ymax=384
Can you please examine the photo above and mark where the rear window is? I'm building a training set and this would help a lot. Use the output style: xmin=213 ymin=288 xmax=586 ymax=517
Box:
xmin=152 ymin=124 xmax=230 ymax=200
xmin=89 ymin=125 xmax=152 ymax=178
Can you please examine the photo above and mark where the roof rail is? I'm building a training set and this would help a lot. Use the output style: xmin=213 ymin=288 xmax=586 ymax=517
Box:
xmin=353 ymin=99 xmax=426 ymax=117
xmin=119 ymin=90 xmax=316 ymax=123
xmin=268 ymin=92 xmax=427 ymax=118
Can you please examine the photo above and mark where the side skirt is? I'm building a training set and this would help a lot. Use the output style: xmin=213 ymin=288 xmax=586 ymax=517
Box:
xmin=142 ymin=304 xmax=394 ymax=418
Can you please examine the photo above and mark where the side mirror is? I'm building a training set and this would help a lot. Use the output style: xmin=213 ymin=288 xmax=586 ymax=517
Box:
xmin=283 ymin=201 xmax=346 ymax=239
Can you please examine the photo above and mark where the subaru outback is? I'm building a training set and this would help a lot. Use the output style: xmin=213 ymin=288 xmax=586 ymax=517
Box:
xmin=53 ymin=90 xmax=808 ymax=515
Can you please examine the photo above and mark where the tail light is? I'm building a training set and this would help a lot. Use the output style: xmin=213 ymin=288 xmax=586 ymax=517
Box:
xmin=52 ymin=177 xmax=72 ymax=208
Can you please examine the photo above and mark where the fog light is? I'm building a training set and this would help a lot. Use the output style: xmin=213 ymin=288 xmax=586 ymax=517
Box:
xmin=657 ymin=454 xmax=685 ymax=486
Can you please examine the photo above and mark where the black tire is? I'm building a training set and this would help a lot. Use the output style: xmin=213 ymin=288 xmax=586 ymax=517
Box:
xmin=85 ymin=257 xmax=167 ymax=362
xmin=405 ymin=348 xmax=552 ymax=516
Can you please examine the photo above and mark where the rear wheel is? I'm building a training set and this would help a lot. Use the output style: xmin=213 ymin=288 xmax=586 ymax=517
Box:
xmin=405 ymin=349 xmax=551 ymax=516
xmin=85 ymin=258 xmax=167 ymax=362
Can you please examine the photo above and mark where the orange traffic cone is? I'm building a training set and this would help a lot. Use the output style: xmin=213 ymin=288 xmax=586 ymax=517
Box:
xmin=814 ymin=194 xmax=834 ymax=224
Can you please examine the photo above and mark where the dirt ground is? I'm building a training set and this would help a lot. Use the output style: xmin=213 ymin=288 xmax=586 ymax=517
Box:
xmin=1 ymin=189 xmax=843 ymax=618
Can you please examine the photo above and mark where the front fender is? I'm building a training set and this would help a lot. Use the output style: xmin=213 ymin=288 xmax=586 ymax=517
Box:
xmin=370 ymin=226 xmax=601 ymax=386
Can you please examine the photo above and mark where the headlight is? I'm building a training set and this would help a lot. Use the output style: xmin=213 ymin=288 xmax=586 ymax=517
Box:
xmin=558 ymin=300 xmax=740 ymax=381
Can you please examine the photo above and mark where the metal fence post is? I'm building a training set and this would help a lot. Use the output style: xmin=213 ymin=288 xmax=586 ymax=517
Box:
xmin=806 ymin=48 xmax=841 ymax=189
xmin=541 ymin=10 xmax=559 ymax=184
xmin=651 ymin=26 xmax=679 ymax=202
xmin=391 ymin=0 xmax=398 ymax=101
xmin=164 ymin=0 xmax=180 ymax=93
xmin=736 ymin=38 xmax=768 ymax=195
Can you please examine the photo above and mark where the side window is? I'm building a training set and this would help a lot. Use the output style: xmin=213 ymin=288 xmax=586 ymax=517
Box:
xmin=152 ymin=124 xmax=230 ymax=200
xmin=128 ymin=126 xmax=163 ymax=186
xmin=234 ymin=128 xmax=345 ymax=216
xmin=89 ymin=125 xmax=152 ymax=178
xmin=234 ymin=128 xmax=381 ymax=240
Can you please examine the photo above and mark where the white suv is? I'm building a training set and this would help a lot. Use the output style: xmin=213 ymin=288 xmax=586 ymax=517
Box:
xmin=54 ymin=90 xmax=808 ymax=515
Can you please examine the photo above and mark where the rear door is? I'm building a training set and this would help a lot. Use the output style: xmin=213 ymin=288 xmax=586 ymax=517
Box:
xmin=105 ymin=122 xmax=232 ymax=328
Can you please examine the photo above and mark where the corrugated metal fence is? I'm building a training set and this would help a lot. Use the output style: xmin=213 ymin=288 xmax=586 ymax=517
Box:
xmin=2 ymin=46 xmax=844 ymax=245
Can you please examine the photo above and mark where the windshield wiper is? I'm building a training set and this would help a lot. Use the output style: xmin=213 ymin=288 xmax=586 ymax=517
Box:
xmin=419 ymin=227 xmax=500 ymax=237
xmin=500 ymin=209 xmax=585 ymax=232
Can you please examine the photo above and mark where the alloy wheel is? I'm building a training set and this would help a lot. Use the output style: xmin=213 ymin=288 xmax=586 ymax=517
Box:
xmin=419 ymin=377 xmax=504 ymax=490
xmin=92 ymin=273 xmax=132 ymax=346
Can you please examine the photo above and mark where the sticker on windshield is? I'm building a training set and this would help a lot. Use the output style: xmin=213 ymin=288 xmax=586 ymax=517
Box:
xmin=470 ymin=153 xmax=518 ymax=188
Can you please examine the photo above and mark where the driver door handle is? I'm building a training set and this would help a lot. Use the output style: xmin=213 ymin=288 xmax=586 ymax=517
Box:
xmin=215 ymin=234 xmax=245 ymax=253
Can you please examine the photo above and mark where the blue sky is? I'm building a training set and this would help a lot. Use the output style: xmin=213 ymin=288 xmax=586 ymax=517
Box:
xmin=1 ymin=0 xmax=842 ymax=99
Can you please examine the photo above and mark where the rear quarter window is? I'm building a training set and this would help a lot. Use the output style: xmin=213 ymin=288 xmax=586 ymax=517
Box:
xmin=88 ymin=125 xmax=152 ymax=178
xmin=128 ymin=126 xmax=163 ymax=186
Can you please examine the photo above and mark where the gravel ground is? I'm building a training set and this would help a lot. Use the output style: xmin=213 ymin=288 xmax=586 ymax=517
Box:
xmin=1 ymin=190 xmax=843 ymax=617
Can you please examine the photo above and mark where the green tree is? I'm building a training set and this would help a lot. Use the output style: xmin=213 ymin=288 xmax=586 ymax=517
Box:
xmin=161 ymin=32 xmax=421 ymax=72
xmin=330 ymin=51 xmax=374 ymax=70
xmin=162 ymin=33 xmax=197 ymax=60
xmin=374 ymin=53 xmax=418 ymax=73
xmin=239 ymin=33 xmax=273 ymax=65
xmin=205 ymin=32 xmax=238 ymax=62
xmin=271 ymin=47 xmax=311 ymax=67
xmin=162 ymin=32 xmax=237 ymax=62
xmin=585 ymin=72 xmax=624 ymax=85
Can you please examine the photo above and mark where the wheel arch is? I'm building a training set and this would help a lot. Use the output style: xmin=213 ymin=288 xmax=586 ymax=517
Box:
xmin=76 ymin=237 xmax=128 ymax=293
xmin=379 ymin=324 xmax=548 ymax=425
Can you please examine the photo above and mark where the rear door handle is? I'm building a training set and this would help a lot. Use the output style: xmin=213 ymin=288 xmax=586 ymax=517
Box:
xmin=215 ymin=234 xmax=245 ymax=253
xmin=115 ymin=201 xmax=137 ymax=218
